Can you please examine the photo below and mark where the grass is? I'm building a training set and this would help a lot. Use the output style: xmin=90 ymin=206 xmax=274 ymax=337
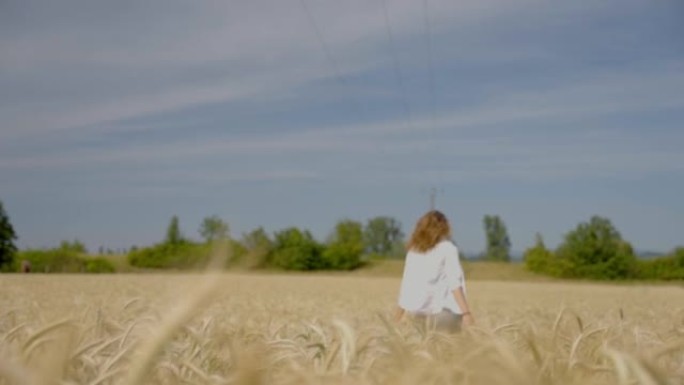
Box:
xmin=1 ymin=272 xmax=682 ymax=385
xmin=94 ymin=254 xmax=131 ymax=272
xmin=356 ymin=259 xmax=548 ymax=281
xmin=89 ymin=254 xmax=547 ymax=282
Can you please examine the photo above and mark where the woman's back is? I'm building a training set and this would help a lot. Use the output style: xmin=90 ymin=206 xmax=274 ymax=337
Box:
xmin=398 ymin=240 xmax=464 ymax=315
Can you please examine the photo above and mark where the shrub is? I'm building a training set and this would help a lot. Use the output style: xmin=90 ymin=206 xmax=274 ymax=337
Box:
xmin=323 ymin=220 xmax=364 ymax=270
xmin=270 ymin=228 xmax=326 ymax=270
xmin=523 ymin=234 xmax=561 ymax=276
xmin=59 ymin=239 xmax=87 ymax=254
xmin=127 ymin=239 xmax=247 ymax=269
xmin=85 ymin=257 xmax=116 ymax=273
xmin=635 ymin=247 xmax=684 ymax=280
xmin=323 ymin=243 xmax=362 ymax=270
xmin=555 ymin=216 xmax=637 ymax=280
xmin=241 ymin=227 xmax=273 ymax=268
xmin=14 ymin=246 xmax=119 ymax=274
xmin=675 ymin=247 xmax=684 ymax=268
xmin=16 ymin=248 xmax=86 ymax=273
xmin=228 ymin=240 xmax=248 ymax=265
xmin=128 ymin=242 xmax=213 ymax=269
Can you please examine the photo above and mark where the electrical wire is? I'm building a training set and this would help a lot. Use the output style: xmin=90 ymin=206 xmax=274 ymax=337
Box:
xmin=380 ymin=0 xmax=414 ymax=131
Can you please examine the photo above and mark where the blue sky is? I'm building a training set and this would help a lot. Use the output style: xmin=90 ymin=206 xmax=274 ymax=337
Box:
xmin=1 ymin=0 xmax=683 ymax=254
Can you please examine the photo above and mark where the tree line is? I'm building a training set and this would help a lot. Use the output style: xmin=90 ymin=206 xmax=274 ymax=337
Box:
xmin=468 ymin=213 xmax=683 ymax=280
xmin=523 ymin=216 xmax=684 ymax=280
xmin=1 ymin=199 xmax=682 ymax=279
xmin=0 ymin=200 xmax=407 ymax=272
xmin=127 ymin=215 xmax=406 ymax=270
xmin=0 ymin=200 xmax=116 ymax=273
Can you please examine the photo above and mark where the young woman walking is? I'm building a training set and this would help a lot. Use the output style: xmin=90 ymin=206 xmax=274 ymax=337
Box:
xmin=395 ymin=210 xmax=474 ymax=332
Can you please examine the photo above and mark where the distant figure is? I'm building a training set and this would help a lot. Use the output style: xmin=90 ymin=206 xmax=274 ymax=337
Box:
xmin=21 ymin=260 xmax=31 ymax=273
xmin=395 ymin=210 xmax=474 ymax=332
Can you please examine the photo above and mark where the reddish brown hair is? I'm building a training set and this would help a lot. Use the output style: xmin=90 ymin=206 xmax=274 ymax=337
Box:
xmin=407 ymin=210 xmax=451 ymax=253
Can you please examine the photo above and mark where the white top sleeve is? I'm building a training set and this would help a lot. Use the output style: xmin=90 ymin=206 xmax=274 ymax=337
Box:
xmin=444 ymin=243 xmax=464 ymax=291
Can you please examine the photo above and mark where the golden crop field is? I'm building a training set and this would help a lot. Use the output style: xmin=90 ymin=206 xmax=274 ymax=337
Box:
xmin=1 ymin=273 xmax=682 ymax=385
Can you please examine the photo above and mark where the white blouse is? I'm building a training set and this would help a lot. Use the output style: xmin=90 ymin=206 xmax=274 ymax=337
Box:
xmin=397 ymin=240 xmax=465 ymax=315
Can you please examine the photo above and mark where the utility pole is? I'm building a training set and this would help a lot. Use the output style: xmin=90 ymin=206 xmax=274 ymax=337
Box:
xmin=422 ymin=186 xmax=442 ymax=211
xmin=429 ymin=187 xmax=437 ymax=210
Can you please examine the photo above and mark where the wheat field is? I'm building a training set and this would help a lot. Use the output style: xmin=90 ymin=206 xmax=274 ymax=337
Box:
xmin=0 ymin=273 xmax=682 ymax=385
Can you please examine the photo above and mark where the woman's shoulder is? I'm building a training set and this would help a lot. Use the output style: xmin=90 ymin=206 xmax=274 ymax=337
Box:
xmin=435 ymin=239 xmax=459 ymax=253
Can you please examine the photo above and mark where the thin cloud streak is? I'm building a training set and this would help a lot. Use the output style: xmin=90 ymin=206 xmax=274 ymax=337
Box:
xmin=3 ymin=127 xmax=681 ymax=185
xmin=3 ymin=61 xmax=683 ymax=169
xmin=1 ymin=0 xmax=683 ymax=252
xmin=0 ymin=0 xmax=616 ymax=140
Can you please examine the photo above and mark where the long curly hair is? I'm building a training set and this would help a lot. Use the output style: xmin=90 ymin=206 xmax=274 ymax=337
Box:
xmin=407 ymin=210 xmax=451 ymax=253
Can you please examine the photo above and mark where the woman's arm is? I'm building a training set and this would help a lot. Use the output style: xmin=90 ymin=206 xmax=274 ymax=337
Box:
xmin=394 ymin=306 xmax=406 ymax=322
xmin=452 ymin=287 xmax=475 ymax=326
xmin=444 ymin=243 xmax=474 ymax=326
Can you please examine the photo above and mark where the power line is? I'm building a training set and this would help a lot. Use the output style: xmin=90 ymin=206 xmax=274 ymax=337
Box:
xmin=298 ymin=0 xmax=346 ymax=87
xmin=430 ymin=187 xmax=437 ymax=210
xmin=422 ymin=0 xmax=442 ymax=194
xmin=299 ymin=0 xmax=396 ymax=163
xmin=422 ymin=0 xmax=437 ymax=125
xmin=299 ymin=0 xmax=375 ymax=127
xmin=380 ymin=0 xmax=414 ymax=131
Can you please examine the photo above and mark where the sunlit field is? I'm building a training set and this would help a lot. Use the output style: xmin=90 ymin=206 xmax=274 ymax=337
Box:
xmin=1 ymin=273 xmax=682 ymax=385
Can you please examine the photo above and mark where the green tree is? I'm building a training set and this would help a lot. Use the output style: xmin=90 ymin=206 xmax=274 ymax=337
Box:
xmin=0 ymin=200 xmax=18 ymax=271
xmin=85 ymin=257 xmax=116 ymax=273
xmin=199 ymin=215 xmax=229 ymax=243
xmin=635 ymin=248 xmax=684 ymax=280
xmin=556 ymin=216 xmax=636 ymax=279
xmin=271 ymin=227 xmax=325 ymax=270
xmin=128 ymin=242 xmax=212 ymax=269
xmin=363 ymin=216 xmax=404 ymax=258
xmin=17 ymin=249 xmax=84 ymax=273
xmin=243 ymin=227 xmax=272 ymax=252
xmin=242 ymin=227 xmax=273 ymax=267
xmin=128 ymin=216 xmax=224 ymax=269
xmin=483 ymin=215 xmax=511 ymax=262
xmin=674 ymin=247 xmax=684 ymax=269
xmin=165 ymin=215 xmax=183 ymax=245
xmin=324 ymin=220 xmax=364 ymax=270
xmin=523 ymin=233 xmax=559 ymax=275
xmin=60 ymin=239 xmax=87 ymax=254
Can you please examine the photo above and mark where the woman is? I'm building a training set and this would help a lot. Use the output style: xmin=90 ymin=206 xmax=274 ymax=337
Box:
xmin=395 ymin=210 xmax=474 ymax=332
